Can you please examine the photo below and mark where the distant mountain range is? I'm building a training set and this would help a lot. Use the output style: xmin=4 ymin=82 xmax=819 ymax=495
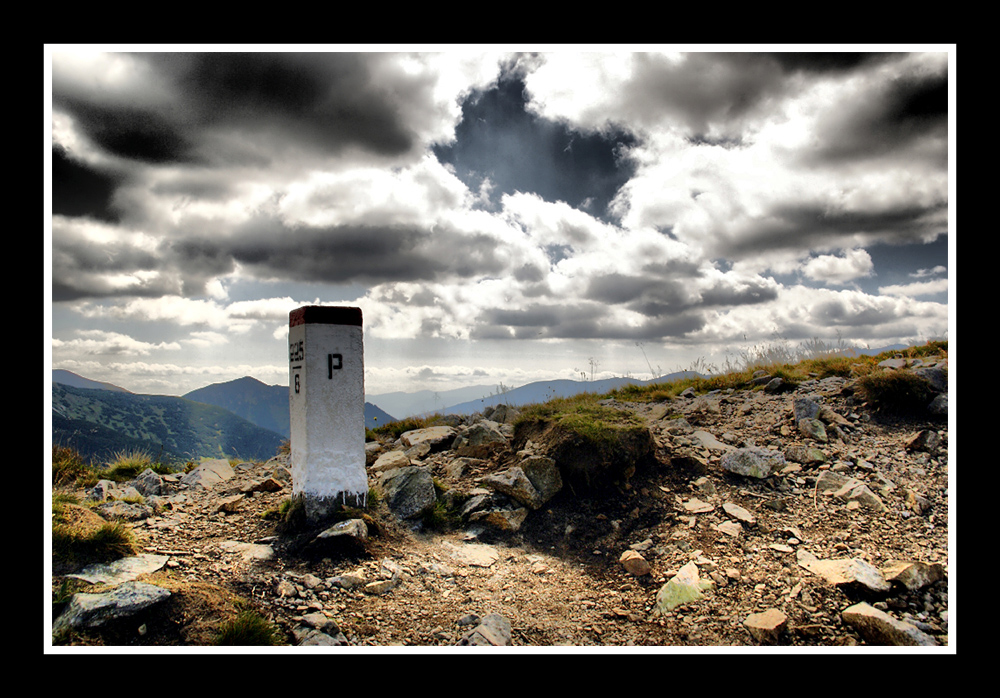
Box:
xmin=415 ymin=372 xmax=705 ymax=417
xmin=183 ymin=376 xmax=396 ymax=438
xmin=50 ymin=371 xmax=397 ymax=465
xmin=52 ymin=380 xmax=286 ymax=466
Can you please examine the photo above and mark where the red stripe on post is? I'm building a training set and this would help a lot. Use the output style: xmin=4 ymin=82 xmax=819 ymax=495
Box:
xmin=289 ymin=306 xmax=363 ymax=327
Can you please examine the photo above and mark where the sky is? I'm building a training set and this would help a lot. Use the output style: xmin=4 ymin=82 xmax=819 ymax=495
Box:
xmin=46 ymin=47 xmax=954 ymax=399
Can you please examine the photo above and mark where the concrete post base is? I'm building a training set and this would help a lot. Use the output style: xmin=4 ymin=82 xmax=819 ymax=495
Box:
xmin=301 ymin=490 xmax=368 ymax=523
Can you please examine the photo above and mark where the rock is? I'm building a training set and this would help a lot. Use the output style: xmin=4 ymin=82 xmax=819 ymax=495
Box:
xmin=796 ymin=549 xmax=890 ymax=593
xmin=744 ymin=609 xmax=788 ymax=644
xmin=132 ymin=468 xmax=165 ymax=496
xmin=371 ymin=450 xmax=411 ymax=473
xmin=379 ymin=466 xmax=437 ymax=521
xmin=519 ymin=455 xmax=562 ymax=505
xmin=457 ymin=613 xmax=512 ymax=646
xmin=95 ymin=500 xmax=152 ymax=521
xmin=792 ymin=396 xmax=822 ymax=422
xmin=720 ymin=447 xmax=785 ymax=479
xmin=53 ymin=581 xmax=171 ymax=634
xmin=219 ymin=540 xmax=274 ymax=561
xmin=455 ymin=420 xmax=508 ymax=448
xmin=722 ymin=502 xmax=756 ymax=527
xmin=66 ymin=554 xmax=170 ymax=585
xmin=798 ymin=418 xmax=828 ymax=443
xmin=927 ymin=394 xmax=948 ymax=416
xmin=881 ymin=560 xmax=945 ymax=591
xmin=716 ymin=520 xmax=742 ymax=537
xmin=831 ymin=479 xmax=886 ymax=512
xmin=784 ymin=443 xmax=827 ymax=465
xmin=443 ymin=541 xmax=500 ymax=567
xmin=619 ymin=550 xmax=652 ymax=576
xmin=654 ymin=562 xmax=713 ymax=613
xmin=906 ymin=430 xmax=941 ymax=453
xmin=400 ymin=426 xmax=456 ymax=451
xmin=691 ymin=430 xmax=733 ymax=453
xmin=469 ymin=505 xmax=529 ymax=531
xmin=842 ymin=602 xmax=938 ymax=646
xmin=181 ymin=458 xmax=235 ymax=488
xmin=683 ymin=497 xmax=714 ymax=513
xmin=216 ymin=495 xmax=244 ymax=513
xmin=480 ymin=467 xmax=543 ymax=509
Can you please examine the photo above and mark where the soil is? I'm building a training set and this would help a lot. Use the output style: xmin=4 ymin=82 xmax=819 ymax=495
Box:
xmin=49 ymin=380 xmax=951 ymax=650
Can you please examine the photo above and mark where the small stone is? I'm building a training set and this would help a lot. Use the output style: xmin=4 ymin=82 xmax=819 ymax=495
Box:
xmin=619 ymin=550 xmax=652 ymax=576
xmin=744 ymin=608 xmax=788 ymax=644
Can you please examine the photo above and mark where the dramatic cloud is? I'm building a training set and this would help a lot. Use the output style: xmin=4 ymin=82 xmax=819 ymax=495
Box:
xmin=48 ymin=48 xmax=952 ymax=397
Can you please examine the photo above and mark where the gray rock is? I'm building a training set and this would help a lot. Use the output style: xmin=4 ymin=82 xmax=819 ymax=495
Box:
xmin=380 ymin=466 xmax=437 ymax=520
xmin=95 ymin=500 xmax=153 ymax=521
xmin=131 ymin=468 xmax=165 ymax=496
xmin=792 ymin=396 xmax=821 ymax=423
xmin=53 ymin=581 xmax=171 ymax=634
xmin=798 ymin=417 xmax=828 ymax=443
xmin=481 ymin=467 xmax=542 ymax=509
xmin=457 ymin=613 xmax=512 ymax=646
xmin=720 ymin=447 xmax=785 ymax=479
xmin=66 ymin=554 xmax=170 ymax=585
xmin=520 ymin=455 xmax=563 ymax=504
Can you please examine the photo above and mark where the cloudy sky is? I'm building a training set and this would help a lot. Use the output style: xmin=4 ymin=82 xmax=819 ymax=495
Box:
xmin=46 ymin=47 xmax=953 ymax=399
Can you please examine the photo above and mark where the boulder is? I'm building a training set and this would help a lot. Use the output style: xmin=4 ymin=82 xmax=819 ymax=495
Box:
xmin=379 ymin=466 xmax=437 ymax=521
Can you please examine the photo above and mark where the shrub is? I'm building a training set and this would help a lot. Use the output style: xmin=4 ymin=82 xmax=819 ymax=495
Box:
xmin=855 ymin=369 xmax=935 ymax=414
xmin=214 ymin=607 xmax=283 ymax=646
xmin=101 ymin=449 xmax=171 ymax=481
xmin=52 ymin=446 xmax=90 ymax=487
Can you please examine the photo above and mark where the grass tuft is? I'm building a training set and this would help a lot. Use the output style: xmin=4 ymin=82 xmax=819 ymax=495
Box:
xmin=214 ymin=607 xmax=283 ymax=646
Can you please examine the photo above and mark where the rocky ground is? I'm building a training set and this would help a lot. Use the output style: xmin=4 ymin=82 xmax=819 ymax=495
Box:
xmin=49 ymin=358 xmax=952 ymax=651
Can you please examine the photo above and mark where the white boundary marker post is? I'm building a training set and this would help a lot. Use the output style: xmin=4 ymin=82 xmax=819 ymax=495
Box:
xmin=288 ymin=306 xmax=367 ymax=522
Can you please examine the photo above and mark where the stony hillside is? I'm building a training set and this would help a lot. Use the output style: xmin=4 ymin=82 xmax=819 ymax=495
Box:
xmin=49 ymin=349 xmax=950 ymax=649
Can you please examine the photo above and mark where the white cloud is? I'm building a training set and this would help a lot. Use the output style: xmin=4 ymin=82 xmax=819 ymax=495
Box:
xmin=52 ymin=330 xmax=181 ymax=356
xmin=879 ymin=278 xmax=949 ymax=298
xmin=802 ymin=249 xmax=874 ymax=285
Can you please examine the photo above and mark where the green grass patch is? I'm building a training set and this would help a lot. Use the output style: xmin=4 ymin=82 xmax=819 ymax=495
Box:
xmin=51 ymin=498 xmax=138 ymax=566
xmin=214 ymin=607 xmax=283 ymax=646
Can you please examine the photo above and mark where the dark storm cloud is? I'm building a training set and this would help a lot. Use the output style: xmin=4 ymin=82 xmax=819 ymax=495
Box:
xmin=53 ymin=53 xmax=426 ymax=168
xmin=472 ymin=298 xmax=708 ymax=341
xmin=51 ymin=234 xmax=177 ymax=302
xmin=808 ymin=68 xmax=948 ymax=165
xmin=698 ymin=278 xmax=780 ymax=307
xmin=433 ymin=68 xmax=637 ymax=219
xmin=727 ymin=201 xmax=947 ymax=258
xmin=762 ymin=52 xmax=893 ymax=74
xmin=51 ymin=145 xmax=121 ymax=222
xmin=623 ymin=52 xmax=789 ymax=137
xmin=166 ymin=215 xmax=509 ymax=288
xmin=152 ymin=52 xmax=418 ymax=158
